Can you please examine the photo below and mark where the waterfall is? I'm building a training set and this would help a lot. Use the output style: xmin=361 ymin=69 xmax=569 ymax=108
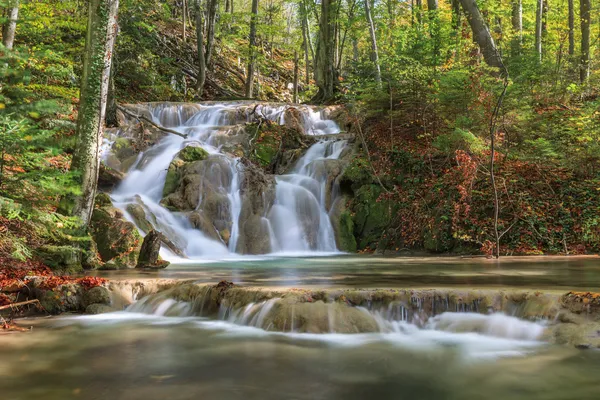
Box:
xmin=104 ymin=102 xmax=345 ymax=260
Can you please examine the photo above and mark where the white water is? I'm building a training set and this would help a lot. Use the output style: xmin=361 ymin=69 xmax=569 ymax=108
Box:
xmin=104 ymin=102 xmax=344 ymax=260
xmin=65 ymin=297 xmax=546 ymax=361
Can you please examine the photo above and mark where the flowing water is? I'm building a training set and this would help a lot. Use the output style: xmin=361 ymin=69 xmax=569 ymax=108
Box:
xmin=1 ymin=308 xmax=600 ymax=400
xmin=3 ymin=103 xmax=599 ymax=398
xmin=105 ymin=102 xmax=345 ymax=258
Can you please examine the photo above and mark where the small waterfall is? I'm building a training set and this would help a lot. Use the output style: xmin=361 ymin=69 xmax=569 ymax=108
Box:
xmin=105 ymin=102 xmax=345 ymax=260
xmin=269 ymin=140 xmax=346 ymax=253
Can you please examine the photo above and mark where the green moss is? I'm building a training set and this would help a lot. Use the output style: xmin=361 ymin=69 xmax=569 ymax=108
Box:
xmin=162 ymin=162 xmax=181 ymax=197
xmin=35 ymin=245 xmax=84 ymax=274
xmin=352 ymin=185 xmax=394 ymax=250
xmin=337 ymin=211 xmax=357 ymax=252
xmin=179 ymin=146 xmax=209 ymax=162
xmin=126 ymin=203 xmax=153 ymax=233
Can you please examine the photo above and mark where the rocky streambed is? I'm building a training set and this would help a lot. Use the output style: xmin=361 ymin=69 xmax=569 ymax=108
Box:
xmin=9 ymin=277 xmax=599 ymax=349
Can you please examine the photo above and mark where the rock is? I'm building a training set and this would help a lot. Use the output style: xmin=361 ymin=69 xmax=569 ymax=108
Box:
xmin=98 ymin=163 xmax=125 ymax=191
xmin=137 ymin=230 xmax=170 ymax=269
xmin=126 ymin=203 xmax=153 ymax=233
xmin=283 ymin=107 xmax=305 ymax=133
xmin=83 ymin=286 xmax=111 ymax=308
xmin=90 ymin=196 xmax=142 ymax=269
xmin=189 ymin=210 xmax=221 ymax=242
xmin=178 ymin=145 xmax=209 ymax=162
xmin=330 ymin=196 xmax=357 ymax=252
xmin=85 ymin=304 xmax=117 ymax=314
xmin=35 ymin=245 xmax=84 ymax=275
xmin=235 ymin=163 xmax=276 ymax=254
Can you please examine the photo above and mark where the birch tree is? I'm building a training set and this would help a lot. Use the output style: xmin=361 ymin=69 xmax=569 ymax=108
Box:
xmin=70 ymin=0 xmax=120 ymax=225
xmin=2 ymin=0 xmax=19 ymax=50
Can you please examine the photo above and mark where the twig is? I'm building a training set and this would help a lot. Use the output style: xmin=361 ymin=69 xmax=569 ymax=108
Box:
xmin=116 ymin=106 xmax=188 ymax=138
xmin=0 ymin=299 xmax=42 ymax=311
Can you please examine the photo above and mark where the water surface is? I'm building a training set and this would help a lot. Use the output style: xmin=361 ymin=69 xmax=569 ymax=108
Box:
xmin=92 ymin=255 xmax=600 ymax=290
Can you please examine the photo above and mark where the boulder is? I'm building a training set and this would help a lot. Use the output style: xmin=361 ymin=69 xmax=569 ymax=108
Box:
xmin=235 ymin=163 xmax=276 ymax=254
xmin=98 ymin=163 xmax=125 ymax=191
xmin=90 ymin=195 xmax=142 ymax=269
xmin=83 ymin=286 xmax=111 ymax=308
xmin=35 ymin=245 xmax=84 ymax=275
xmin=85 ymin=304 xmax=118 ymax=314
xmin=126 ymin=203 xmax=153 ymax=233
xmin=330 ymin=196 xmax=357 ymax=252
xmin=136 ymin=230 xmax=170 ymax=269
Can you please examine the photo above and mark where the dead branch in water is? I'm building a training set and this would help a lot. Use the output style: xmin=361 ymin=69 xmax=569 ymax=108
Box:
xmin=116 ymin=105 xmax=188 ymax=138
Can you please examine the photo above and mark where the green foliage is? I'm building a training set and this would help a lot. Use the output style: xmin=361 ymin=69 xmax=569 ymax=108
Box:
xmin=433 ymin=129 xmax=486 ymax=156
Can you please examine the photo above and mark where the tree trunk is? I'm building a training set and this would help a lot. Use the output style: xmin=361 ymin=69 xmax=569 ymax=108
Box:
xmin=415 ymin=0 xmax=423 ymax=25
xmin=427 ymin=0 xmax=437 ymax=10
xmin=105 ymin=63 xmax=118 ymax=127
xmin=205 ymin=0 xmax=218 ymax=68
xmin=568 ymin=0 xmax=575 ymax=56
xmin=511 ymin=0 xmax=522 ymax=55
xmin=2 ymin=0 xmax=19 ymax=50
xmin=183 ymin=0 xmax=187 ymax=42
xmin=352 ymin=37 xmax=359 ymax=62
xmin=300 ymin=0 xmax=313 ymax=84
xmin=535 ymin=0 xmax=543 ymax=62
xmin=293 ymin=50 xmax=299 ymax=103
xmin=451 ymin=0 xmax=461 ymax=31
xmin=459 ymin=0 xmax=505 ymax=70
xmin=196 ymin=0 xmax=207 ymax=95
xmin=313 ymin=0 xmax=339 ymax=102
xmin=70 ymin=0 xmax=119 ymax=226
xmin=364 ymin=0 xmax=382 ymax=86
xmin=245 ymin=0 xmax=259 ymax=98
xmin=225 ymin=0 xmax=230 ymax=12
xmin=579 ymin=0 xmax=591 ymax=82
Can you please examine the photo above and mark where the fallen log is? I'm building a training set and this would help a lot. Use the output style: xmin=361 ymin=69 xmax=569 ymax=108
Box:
xmin=116 ymin=105 xmax=188 ymax=138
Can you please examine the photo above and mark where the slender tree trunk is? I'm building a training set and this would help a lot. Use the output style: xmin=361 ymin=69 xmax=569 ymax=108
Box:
xmin=70 ymin=0 xmax=119 ymax=226
xmin=579 ymin=0 xmax=591 ymax=82
xmin=511 ymin=0 xmax=522 ymax=55
xmin=225 ymin=0 xmax=230 ymax=12
xmin=205 ymin=0 xmax=218 ymax=68
xmin=293 ymin=50 xmax=299 ymax=103
xmin=302 ymin=26 xmax=310 ymax=85
xmin=196 ymin=0 xmax=207 ymax=95
xmin=245 ymin=0 xmax=259 ymax=98
xmin=535 ymin=0 xmax=543 ymax=62
xmin=415 ymin=0 xmax=423 ymax=25
xmin=183 ymin=0 xmax=187 ymax=42
xmin=313 ymin=0 xmax=339 ymax=102
xmin=2 ymin=0 xmax=19 ymax=50
xmin=451 ymin=0 xmax=461 ymax=31
xmin=105 ymin=62 xmax=118 ymax=127
xmin=364 ymin=0 xmax=382 ymax=86
xmin=352 ymin=38 xmax=359 ymax=62
xmin=427 ymin=0 xmax=437 ymax=10
xmin=568 ymin=0 xmax=575 ymax=56
xmin=459 ymin=0 xmax=505 ymax=70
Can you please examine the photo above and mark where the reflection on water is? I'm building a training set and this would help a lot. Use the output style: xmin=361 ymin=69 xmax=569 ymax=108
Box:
xmin=1 ymin=314 xmax=599 ymax=400
xmin=92 ymin=255 xmax=600 ymax=290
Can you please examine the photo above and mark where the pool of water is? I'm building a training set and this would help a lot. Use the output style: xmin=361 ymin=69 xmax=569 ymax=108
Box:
xmin=92 ymin=255 xmax=600 ymax=290
xmin=1 ymin=313 xmax=599 ymax=400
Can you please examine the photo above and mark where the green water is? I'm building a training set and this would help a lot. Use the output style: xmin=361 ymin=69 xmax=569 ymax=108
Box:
xmin=1 ymin=316 xmax=599 ymax=400
xmin=3 ymin=255 xmax=600 ymax=399
xmin=93 ymin=255 xmax=600 ymax=290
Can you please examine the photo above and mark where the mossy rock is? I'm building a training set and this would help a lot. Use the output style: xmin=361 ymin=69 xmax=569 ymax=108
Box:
xmin=83 ymin=286 xmax=111 ymax=308
xmin=85 ymin=304 xmax=117 ymax=314
xmin=179 ymin=145 xmax=209 ymax=162
xmin=90 ymin=202 xmax=142 ymax=268
xmin=126 ymin=203 xmax=153 ymax=233
xmin=95 ymin=193 xmax=113 ymax=208
xmin=352 ymin=185 xmax=395 ymax=250
xmin=336 ymin=211 xmax=357 ymax=252
xmin=35 ymin=245 xmax=84 ymax=274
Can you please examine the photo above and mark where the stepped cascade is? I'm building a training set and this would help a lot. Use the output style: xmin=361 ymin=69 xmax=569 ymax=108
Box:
xmin=102 ymin=102 xmax=349 ymax=259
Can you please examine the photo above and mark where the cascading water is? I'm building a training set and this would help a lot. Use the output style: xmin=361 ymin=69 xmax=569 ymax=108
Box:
xmin=104 ymin=102 xmax=345 ymax=260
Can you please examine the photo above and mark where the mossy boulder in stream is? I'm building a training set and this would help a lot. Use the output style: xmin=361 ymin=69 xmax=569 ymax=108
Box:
xmin=90 ymin=194 xmax=142 ymax=269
